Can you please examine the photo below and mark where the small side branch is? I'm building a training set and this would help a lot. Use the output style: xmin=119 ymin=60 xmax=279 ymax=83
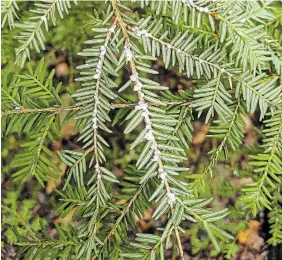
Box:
xmin=2 ymin=100 xmax=190 ymax=117
xmin=1 ymin=106 xmax=80 ymax=117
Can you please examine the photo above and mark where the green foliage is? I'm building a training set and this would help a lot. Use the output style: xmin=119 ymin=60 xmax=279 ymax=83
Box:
xmin=240 ymin=110 xmax=282 ymax=215
xmin=2 ymin=184 xmax=45 ymax=244
xmin=1 ymin=0 xmax=19 ymax=29
xmin=13 ymin=0 xmax=77 ymax=67
xmin=268 ymin=186 xmax=282 ymax=246
xmin=2 ymin=0 xmax=282 ymax=259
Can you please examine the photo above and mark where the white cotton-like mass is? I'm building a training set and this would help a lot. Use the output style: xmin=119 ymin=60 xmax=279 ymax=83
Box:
xmin=130 ymin=72 xmax=139 ymax=82
xmin=100 ymin=50 xmax=106 ymax=57
xmin=158 ymin=170 xmax=167 ymax=180
xmin=95 ymin=163 xmax=99 ymax=170
xmin=135 ymin=30 xmax=142 ymax=37
xmin=198 ymin=7 xmax=209 ymax=13
xmin=135 ymin=105 xmax=142 ymax=111
xmin=41 ymin=16 xmax=47 ymax=22
xmin=141 ymin=113 xmax=150 ymax=124
xmin=166 ymin=44 xmax=172 ymax=49
xmin=144 ymin=117 xmax=151 ymax=126
xmin=240 ymin=18 xmax=246 ymax=23
xmin=167 ymin=192 xmax=176 ymax=203
xmin=145 ymin=123 xmax=152 ymax=130
xmin=109 ymin=24 xmax=116 ymax=33
xmin=135 ymin=102 xmax=148 ymax=111
xmin=221 ymin=68 xmax=225 ymax=73
xmin=92 ymin=123 xmax=98 ymax=129
xmin=145 ymin=131 xmax=154 ymax=141
xmin=134 ymin=29 xmax=150 ymax=37
xmin=186 ymin=0 xmax=193 ymax=5
xmin=97 ymin=61 xmax=102 ymax=69
xmin=125 ymin=47 xmax=133 ymax=61
xmin=153 ymin=150 xmax=161 ymax=161
xmin=96 ymin=174 xmax=102 ymax=180
xmin=144 ymin=118 xmax=150 ymax=126
xmin=141 ymin=110 xmax=149 ymax=117
xmin=141 ymin=29 xmax=147 ymax=35
xmin=15 ymin=107 xmax=21 ymax=110
xmin=134 ymin=81 xmax=142 ymax=91
xmin=93 ymin=74 xmax=99 ymax=79
xmin=151 ymin=141 xmax=157 ymax=150
xmin=109 ymin=26 xmax=115 ymax=33
xmin=92 ymin=118 xmax=97 ymax=123
xmin=126 ymin=52 xmax=133 ymax=61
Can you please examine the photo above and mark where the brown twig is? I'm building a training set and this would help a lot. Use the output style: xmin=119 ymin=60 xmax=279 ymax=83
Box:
xmin=1 ymin=106 xmax=80 ymax=117
xmin=1 ymin=100 xmax=190 ymax=117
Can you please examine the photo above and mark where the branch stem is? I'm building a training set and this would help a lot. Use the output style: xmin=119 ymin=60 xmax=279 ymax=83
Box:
xmin=1 ymin=106 xmax=80 ymax=117
xmin=2 ymin=100 xmax=190 ymax=117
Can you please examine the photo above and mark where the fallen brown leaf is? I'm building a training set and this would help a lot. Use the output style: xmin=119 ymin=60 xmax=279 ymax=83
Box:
xmin=46 ymin=158 xmax=67 ymax=194
xmin=56 ymin=62 xmax=69 ymax=77
xmin=61 ymin=120 xmax=76 ymax=138
xmin=238 ymin=220 xmax=264 ymax=251
xmin=192 ymin=125 xmax=209 ymax=145
xmin=53 ymin=207 xmax=77 ymax=225
xmin=249 ymin=220 xmax=260 ymax=231
xmin=115 ymin=199 xmax=127 ymax=205
xmin=139 ymin=219 xmax=149 ymax=231
xmin=232 ymin=177 xmax=253 ymax=187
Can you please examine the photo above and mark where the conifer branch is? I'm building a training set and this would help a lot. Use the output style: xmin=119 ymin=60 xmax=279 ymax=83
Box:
xmin=91 ymin=18 xmax=117 ymax=178
xmin=79 ymin=20 xmax=118 ymax=254
xmin=92 ymin=183 xmax=145 ymax=259
xmin=1 ymin=106 xmax=80 ymax=117
xmin=125 ymin=23 xmax=234 ymax=78
xmin=1 ymin=100 xmax=190 ymax=117
xmin=1 ymin=88 xmax=21 ymax=107
xmin=125 ymin=21 xmax=282 ymax=113
xmin=2 ymin=206 xmax=40 ymax=243
xmin=3 ymin=1 xmax=282 ymax=258
xmin=14 ymin=0 xmax=57 ymax=67
xmin=1 ymin=0 xmax=19 ymax=29
xmin=14 ymin=0 xmax=76 ymax=67
xmin=268 ymin=185 xmax=282 ymax=246
xmin=15 ymin=241 xmax=82 ymax=247
xmin=253 ymin=111 xmax=282 ymax=207
xmin=126 ymin=21 xmax=282 ymax=121
xmin=11 ymin=115 xmax=58 ymax=186
xmin=190 ymin=100 xmax=243 ymax=193
xmin=112 ymin=1 xmax=185 ymax=258
xmin=240 ymin=110 xmax=282 ymax=215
